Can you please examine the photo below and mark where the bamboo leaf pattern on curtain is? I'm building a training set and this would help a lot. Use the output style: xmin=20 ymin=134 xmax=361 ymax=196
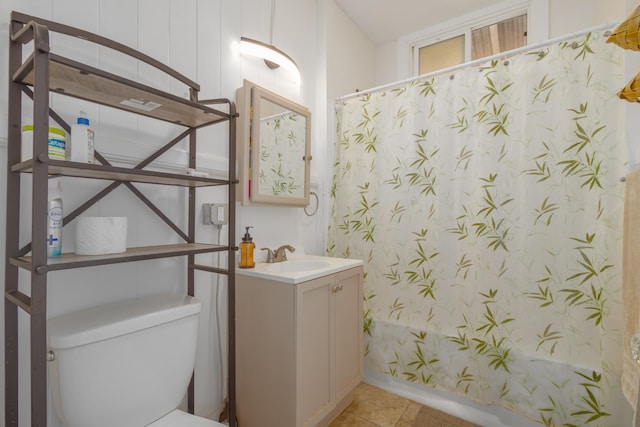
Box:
xmin=329 ymin=31 xmax=628 ymax=425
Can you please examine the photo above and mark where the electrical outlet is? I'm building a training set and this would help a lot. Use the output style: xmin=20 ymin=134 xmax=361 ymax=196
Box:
xmin=208 ymin=203 xmax=228 ymax=225
xmin=202 ymin=203 xmax=228 ymax=225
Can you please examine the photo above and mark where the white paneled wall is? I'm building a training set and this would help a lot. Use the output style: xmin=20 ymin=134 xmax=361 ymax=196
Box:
xmin=0 ymin=0 xmax=321 ymax=425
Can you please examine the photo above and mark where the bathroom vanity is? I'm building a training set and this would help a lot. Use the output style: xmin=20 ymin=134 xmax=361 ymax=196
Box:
xmin=235 ymin=256 xmax=364 ymax=427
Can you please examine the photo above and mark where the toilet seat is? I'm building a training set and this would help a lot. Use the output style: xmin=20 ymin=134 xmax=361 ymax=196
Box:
xmin=147 ymin=409 xmax=226 ymax=426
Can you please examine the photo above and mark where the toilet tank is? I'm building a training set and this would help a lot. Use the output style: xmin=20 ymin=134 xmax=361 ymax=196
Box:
xmin=47 ymin=294 xmax=202 ymax=427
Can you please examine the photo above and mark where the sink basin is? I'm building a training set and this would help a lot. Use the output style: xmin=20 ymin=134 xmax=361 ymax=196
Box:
xmin=266 ymin=260 xmax=331 ymax=273
xmin=236 ymin=255 xmax=363 ymax=284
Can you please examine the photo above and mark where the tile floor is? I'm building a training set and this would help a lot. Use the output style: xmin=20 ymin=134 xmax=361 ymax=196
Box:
xmin=329 ymin=382 xmax=423 ymax=427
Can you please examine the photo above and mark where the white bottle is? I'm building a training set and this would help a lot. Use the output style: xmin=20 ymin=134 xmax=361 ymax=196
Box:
xmin=47 ymin=178 xmax=63 ymax=257
xmin=70 ymin=111 xmax=94 ymax=163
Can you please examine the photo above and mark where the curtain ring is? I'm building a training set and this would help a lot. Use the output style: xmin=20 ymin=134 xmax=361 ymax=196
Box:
xmin=304 ymin=191 xmax=319 ymax=216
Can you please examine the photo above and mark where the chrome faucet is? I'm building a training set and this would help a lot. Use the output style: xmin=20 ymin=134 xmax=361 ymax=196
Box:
xmin=261 ymin=245 xmax=296 ymax=263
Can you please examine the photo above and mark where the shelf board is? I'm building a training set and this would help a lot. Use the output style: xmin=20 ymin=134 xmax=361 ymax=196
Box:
xmin=13 ymin=52 xmax=231 ymax=128
xmin=10 ymin=243 xmax=229 ymax=272
xmin=12 ymin=159 xmax=230 ymax=187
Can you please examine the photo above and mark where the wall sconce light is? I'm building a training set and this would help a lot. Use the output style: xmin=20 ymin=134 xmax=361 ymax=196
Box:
xmin=240 ymin=37 xmax=301 ymax=81
xmin=240 ymin=0 xmax=300 ymax=81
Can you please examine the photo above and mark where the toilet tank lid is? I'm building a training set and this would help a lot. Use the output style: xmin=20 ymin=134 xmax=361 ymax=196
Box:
xmin=48 ymin=294 xmax=202 ymax=349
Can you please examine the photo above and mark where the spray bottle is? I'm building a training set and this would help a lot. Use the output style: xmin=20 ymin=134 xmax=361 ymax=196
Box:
xmin=239 ymin=226 xmax=255 ymax=268
xmin=47 ymin=178 xmax=63 ymax=257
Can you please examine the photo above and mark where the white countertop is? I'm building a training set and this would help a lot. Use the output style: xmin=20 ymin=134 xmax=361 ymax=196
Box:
xmin=236 ymin=254 xmax=363 ymax=284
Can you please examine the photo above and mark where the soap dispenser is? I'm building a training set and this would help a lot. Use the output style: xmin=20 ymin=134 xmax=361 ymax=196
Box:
xmin=239 ymin=226 xmax=255 ymax=268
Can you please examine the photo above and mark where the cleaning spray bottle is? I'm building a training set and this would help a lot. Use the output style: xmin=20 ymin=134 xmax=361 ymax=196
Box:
xmin=47 ymin=178 xmax=63 ymax=257
xmin=239 ymin=226 xmax=255 ymax=268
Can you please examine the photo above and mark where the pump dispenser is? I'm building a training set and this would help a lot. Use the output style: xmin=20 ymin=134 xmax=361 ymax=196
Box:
xmin=239 ymin=226 xmax=255 ymax=268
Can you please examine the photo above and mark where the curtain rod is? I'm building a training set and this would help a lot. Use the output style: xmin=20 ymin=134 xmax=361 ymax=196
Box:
xmin=336 ymin=22 xmax=619 ymax=102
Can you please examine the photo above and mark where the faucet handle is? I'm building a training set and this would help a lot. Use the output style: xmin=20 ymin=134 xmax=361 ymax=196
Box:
xmin=261 ymin=247 xmax=275 ymax=263
xmin=274 ymin=245 xmax=295 ymax=262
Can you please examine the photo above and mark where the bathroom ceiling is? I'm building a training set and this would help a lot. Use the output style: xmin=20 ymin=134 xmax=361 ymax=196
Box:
xmin=334 ymin=0 xmax=512 ymax=45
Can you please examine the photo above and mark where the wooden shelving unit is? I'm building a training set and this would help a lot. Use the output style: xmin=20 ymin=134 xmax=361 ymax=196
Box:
xmin=4 ymin=11 xmax=237 ymax=427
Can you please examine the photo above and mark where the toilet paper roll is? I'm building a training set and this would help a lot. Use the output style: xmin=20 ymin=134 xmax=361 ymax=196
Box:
xmin=75 ymin=217 xmax=127 ymax=255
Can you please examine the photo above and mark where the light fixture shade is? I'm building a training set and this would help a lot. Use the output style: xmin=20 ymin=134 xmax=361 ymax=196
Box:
xmin=240 ymin=37 xmax=300 ymax=80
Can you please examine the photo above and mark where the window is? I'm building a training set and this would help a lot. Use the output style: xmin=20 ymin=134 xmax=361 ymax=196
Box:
xmin=418 ymin=36 xmax=465 ymax=75
xmin=397 ymin=1 xmax=547 ymax=80
xmin=471 ymin=14 xmax=527 ymax=60
xmin=416 ymin=13 xmax=527 ymax=76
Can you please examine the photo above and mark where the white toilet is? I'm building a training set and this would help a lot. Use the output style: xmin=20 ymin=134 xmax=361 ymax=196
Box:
xmin=47 ymin=294 xmax=226 ymax=427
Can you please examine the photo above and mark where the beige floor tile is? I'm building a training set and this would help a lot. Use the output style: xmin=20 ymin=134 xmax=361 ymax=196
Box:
xmin=345 ymin=382 xmax=411 ymax=427
xmin=331 ymin=382 xmax=478 ymax=427
xmin=329 ymin=411 xmax=381 ymax=427
xmin=395 ymin=401 xmax=422 ymax=427
xmin=412 ymin=405 xmax=481 ymax=427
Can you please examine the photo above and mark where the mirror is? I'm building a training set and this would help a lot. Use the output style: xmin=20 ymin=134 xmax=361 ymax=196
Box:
xmin=236 ymin=80 xmax=311 ymax=206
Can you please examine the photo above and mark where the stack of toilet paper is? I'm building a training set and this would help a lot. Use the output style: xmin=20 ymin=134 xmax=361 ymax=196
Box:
xmin=75 ymin=217 xmax=127 ymax=255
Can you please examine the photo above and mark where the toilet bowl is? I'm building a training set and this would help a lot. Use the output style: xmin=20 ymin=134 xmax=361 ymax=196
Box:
xmin=47 ymin=294 xmax=226 ymax=427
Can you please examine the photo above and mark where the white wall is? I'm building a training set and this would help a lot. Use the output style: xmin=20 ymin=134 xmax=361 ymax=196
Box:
xmin=0 ymin=0 xmax=321 ymax=424
xmin=326 ymin=0 xmax=376 ymax=101
xmin=548 ymin=0 xmax=624 ymax=37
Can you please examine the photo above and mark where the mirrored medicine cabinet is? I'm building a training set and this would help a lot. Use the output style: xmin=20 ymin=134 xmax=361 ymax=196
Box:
xmin=236 ymin=79 xmax=311 ymax=206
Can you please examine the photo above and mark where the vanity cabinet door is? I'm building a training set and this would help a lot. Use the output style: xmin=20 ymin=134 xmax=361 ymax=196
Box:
xmin=296 ymin=277 xmax=332 ymax=427
xmin=332 ymin=268 xmax=364 ymax=404
xmin=296 ymin=267 xmax=364 ymax=426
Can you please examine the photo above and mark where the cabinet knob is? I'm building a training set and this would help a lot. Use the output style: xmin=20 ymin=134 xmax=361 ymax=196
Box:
xmin=332 ymin=284 xmax=344 ymax=293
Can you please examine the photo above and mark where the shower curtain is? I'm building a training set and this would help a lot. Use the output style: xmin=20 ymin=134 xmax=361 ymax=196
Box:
xmin=329 ymin=30 xmax=628 ymax=425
